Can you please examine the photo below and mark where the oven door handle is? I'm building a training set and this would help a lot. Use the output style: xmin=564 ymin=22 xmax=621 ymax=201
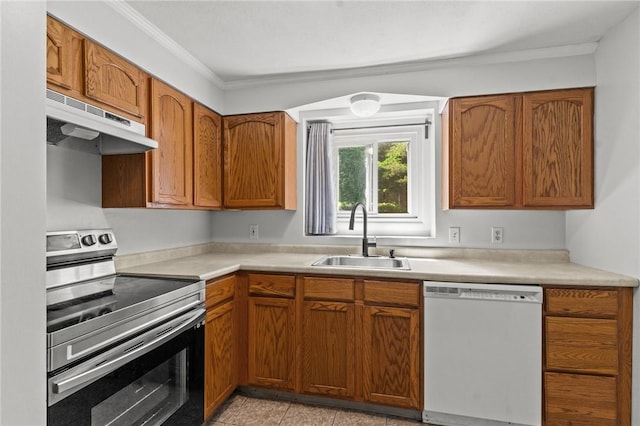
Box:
xmin=51 ymin=308 xmax=204 ymax=395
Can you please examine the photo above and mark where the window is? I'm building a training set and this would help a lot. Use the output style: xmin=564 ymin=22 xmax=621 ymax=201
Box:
xmin=330 ymin=119 xmax=434 ymax=237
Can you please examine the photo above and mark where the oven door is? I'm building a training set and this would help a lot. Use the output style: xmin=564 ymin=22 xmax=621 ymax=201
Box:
xmin=47 ymin=309 xmax=204 ymax=426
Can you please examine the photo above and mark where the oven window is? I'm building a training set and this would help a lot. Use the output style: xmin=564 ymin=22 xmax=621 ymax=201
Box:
xmin=91 ymin=349 xmax=188 ymax=426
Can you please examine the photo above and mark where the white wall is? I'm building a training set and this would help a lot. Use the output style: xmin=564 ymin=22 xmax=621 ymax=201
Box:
xmin=566 ymin=7 xmax=640 ymax=423
xmin=0 ymin=1 xmax=47 ymax=424
xmin=47 ymin=146 xmax=213 ymax=255
xmin=212 ymin=54 xmax=596 ymax=249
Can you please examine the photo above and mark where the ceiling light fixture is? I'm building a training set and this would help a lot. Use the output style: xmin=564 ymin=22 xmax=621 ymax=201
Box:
xmin=350 ymin=93 xmax=381 ymax=118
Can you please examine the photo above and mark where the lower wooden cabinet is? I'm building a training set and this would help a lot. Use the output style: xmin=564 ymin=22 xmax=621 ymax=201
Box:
xmin=204 ymin=275 xmax=237 ymax=418
xmin=543 ymin=287 xmax=633 ymax=426
xmin=247 ymin=274 xmax=296 ymax=390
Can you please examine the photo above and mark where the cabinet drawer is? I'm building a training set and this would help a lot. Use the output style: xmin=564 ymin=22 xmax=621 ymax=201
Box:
xmin=303 ymin=277 xmax=355 ymax=301
xmin=248 ymin=273 xmax=295 ymax=298
xmin=544 ymin=372 xmax=617 ymax=426
xmin=545 ymin=316 xmax=618 ymax=375
xmin=364 ymin=280 xmax=420 ymax=307
xmin=206 ymin=275 xmax=235 ymax=308
xmin=545 ymin=288 xmax=618 ymax=317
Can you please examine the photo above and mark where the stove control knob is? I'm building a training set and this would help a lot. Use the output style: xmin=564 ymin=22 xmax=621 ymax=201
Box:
xmin=81 ymin=234 xmax=97 ymax=246
xmin=98 ymin=233 xmax=113 ymax=245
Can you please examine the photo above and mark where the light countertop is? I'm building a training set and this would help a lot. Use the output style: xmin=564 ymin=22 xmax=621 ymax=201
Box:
xmin=116 ymin=244 xmax=639 ymax=287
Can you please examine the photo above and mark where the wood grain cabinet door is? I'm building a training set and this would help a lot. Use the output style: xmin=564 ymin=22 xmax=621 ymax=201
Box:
xmin=302 ymin=301 xmax=355 ymax=398
xmin=223 ymin=113 xmax=283 ymax=209
xmin=150 ymin=79 xmax=193 ymax=206
xmin=205 ymin=300 xmax=235 ymax=419
xmin=362 ymin=305 xmax=421 ymax=409
xmin=84 ymin=39 xmax=147 ymax=121
xmin=193 ymin=103 xmax=222 ymax=208
xmin=447 ymin=95 xmax=519 ymax=208
xmin=247 ymin=297 xmax=296 ymax=390
xmin=46 ymin=16 xmax=75 ymax=90
xmin=522 ymin=88 xmax=593 ymax=208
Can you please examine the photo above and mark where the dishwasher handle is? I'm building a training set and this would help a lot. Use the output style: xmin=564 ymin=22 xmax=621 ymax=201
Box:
xmin=424 ymin=281 xmax=543 ymax=304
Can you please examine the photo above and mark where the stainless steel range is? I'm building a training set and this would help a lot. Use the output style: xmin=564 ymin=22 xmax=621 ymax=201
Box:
xmin=46 ymin=229 xmax=205 ymax=426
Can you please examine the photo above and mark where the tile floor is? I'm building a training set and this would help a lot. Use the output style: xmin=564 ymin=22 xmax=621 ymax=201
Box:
xmin=208 ymin=394 xmax=425 ymax=426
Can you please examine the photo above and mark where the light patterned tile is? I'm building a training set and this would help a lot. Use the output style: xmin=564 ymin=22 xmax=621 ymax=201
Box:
xmin=213 ymin=394 xmax=248 ymax=424
xmin=222 ymin=397 xmax=290 ymax=426
xmin=279 ymin=402 xmax=337 ymax=426
xmin=333 ymin=409 xmax=387 ymax=426
xmin=385 ymin=415 xmax=424 ymax=425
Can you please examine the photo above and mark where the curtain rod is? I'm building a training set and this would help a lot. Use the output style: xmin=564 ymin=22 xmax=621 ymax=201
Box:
xmin=307 ymin=121 xmax=431 ymax=132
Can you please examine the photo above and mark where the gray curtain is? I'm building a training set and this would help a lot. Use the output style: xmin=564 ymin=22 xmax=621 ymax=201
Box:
xmin=305 ymin=122 xmax=337 ymax=235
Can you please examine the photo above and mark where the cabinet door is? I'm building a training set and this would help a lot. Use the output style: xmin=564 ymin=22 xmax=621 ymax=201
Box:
xmin=150 ymin=79 xmax=193 ymax=205
xmin=544 ymin=372 xmax=617 ymax=426
xmin=84 ymin=39 xmax=147 ymax=121
xmin=522 ymin=88 xmax=593 ymax=208
xmin=223 ymin=113 xmax=284 ymax=209
xmin=46 ymin=16 xmax=77 ymax=91
xmin=302 ymin=301 xmax=355 ymax=397
xmin=447 ymin=95 xmax=519 ymax=208
xmin=362 ymin=306 xmax=421 ymax=409
xmin=205 ymin=300 xmax=235 ymax=418
xmin=193 ymin=103 xmax=222 ymax=208
xmin=247 ymin=297 xmax=295 ymax=390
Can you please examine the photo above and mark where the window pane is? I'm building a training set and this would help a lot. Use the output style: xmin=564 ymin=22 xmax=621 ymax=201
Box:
xmin=378 ymin=142 xmax=408 ymax=213
xmin=338 ymin=146 xmax=367 ymax=211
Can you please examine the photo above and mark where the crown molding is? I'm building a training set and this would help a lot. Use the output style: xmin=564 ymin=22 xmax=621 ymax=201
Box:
xmin=106 ymin=0 xmax=225 ymax=88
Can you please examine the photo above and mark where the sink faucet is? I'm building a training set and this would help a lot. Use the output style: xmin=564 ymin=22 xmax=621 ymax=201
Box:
xmin=349 ymin=203 xmax=377 ymax=257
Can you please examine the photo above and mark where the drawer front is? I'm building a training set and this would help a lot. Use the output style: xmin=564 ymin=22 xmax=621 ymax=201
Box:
xmin=545 ymin=288 xmax=618 ymax=317
xmin=544 ymin=372 xmax=617 ymax=426
xmin=249 ymin=273 xmax=295 ymax=298
xmin=206 ymin=275 xmax=235 ymax=307
xmin=545 ymin=316 xmax=618 ymax=375
xmin=364 ymin=280 xmax=420 ymax=307
xmin=303 ymin=277 xmax=355 ymax=301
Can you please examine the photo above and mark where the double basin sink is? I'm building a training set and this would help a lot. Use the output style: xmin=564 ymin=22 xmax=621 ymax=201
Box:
xmin=312 ymin=255 xmax=410 ymax=270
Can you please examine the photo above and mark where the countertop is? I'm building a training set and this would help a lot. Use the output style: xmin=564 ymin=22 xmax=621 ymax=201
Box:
xmin=116 ymin=244 xmax=639 ymax=287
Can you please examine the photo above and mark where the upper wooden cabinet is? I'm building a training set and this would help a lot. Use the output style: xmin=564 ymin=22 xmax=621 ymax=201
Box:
xmin=150 ymin=79 xmax=193 ymax=206
xmin=46 ymin=16 xmax=80 ymax=91
xmin=522 ymin=89 xmax=593 ymax=208
xmin=84 ymin=39 xmax=147 ymax=121
xmin=223 ymin=112 xmax=297 ymax=210
xmin=194 ymin=103 xmax=223 ymax=209
xmin=46 ymin=16 xmax=147 ymax=124
xmin=443 ymin=88 xmax=593 ymax=210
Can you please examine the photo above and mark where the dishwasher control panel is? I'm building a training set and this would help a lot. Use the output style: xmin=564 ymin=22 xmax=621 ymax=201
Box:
xmin=424 ymin=282 xmax=543 ymax=303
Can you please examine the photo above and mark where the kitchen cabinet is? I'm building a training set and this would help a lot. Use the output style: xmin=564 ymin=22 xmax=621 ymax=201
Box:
xmin=247 ymin=273 xmax=296 ymax=390
xmin=362 ymin=280 xmax=421 ymax=409
xmin=193 ymin=102 xmax=223 ymax=208
xmin=204 ymin=275 xmax=237 ymax=418
xmin=223 ymin=112 xmax=297 ymax=210
xmin=46 ymin=16 xmax=148 ymax=124
xmin=543 ymin=287 xmax=632 ymax=426
xmin=84 ymin=39 xmax=148 ymax=121
xmin=443 ymin=88 xmax=593 ymax=210
xmin=46 ymin=15 xmax=81 ymax=92
xmin=302 ymin=277 xmax=356 ymax=398
xmin=102 ymin=97 xmax=222 ymax=210
xmin=149 ymin=79 xmax=193 ymax=206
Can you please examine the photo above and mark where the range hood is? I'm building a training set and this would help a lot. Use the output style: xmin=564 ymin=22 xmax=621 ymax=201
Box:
xmin=46 ymin=89 xmax=158 ymax=155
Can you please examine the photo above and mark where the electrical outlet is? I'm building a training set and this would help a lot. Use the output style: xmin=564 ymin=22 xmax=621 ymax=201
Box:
xmin=249 ymin=224 xmax=259 ymax=240
xmin=492 ymin=227 xmax=504 ymax=244
xmin=449 ymin=227 xmax=461 ymax=244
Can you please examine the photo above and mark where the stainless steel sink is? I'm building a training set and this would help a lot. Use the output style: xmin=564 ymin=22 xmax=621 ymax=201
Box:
xmin=312 ymin=255 xmax=410 ymax=270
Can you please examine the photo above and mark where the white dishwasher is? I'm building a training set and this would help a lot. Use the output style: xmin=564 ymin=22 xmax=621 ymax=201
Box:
xmin=423 ymin=281 xmax=542 ymax=426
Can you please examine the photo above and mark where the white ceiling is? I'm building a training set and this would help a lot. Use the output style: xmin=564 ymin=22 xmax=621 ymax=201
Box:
xmin=125 ymin=0 xmax=638 ymax=87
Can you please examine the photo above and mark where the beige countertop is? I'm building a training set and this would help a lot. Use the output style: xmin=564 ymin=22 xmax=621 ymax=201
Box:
xmin=116 ymin=244 xmax=639 ymax=287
